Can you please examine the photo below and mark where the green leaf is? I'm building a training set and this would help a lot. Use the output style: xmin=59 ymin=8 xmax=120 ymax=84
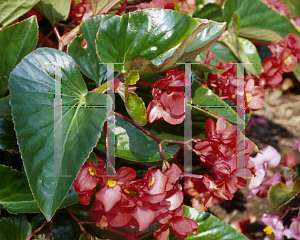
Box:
xmin=96 ymin=115 xmax=172 ymax=162
xmin=293 ymin=62 xmax=300 ymax=84
xmin=281 ymin=0 xmax=300 ymax=18
xmin=169 ymin=205 xmax=248 ymax=239
xmin=192 ymin=80 xmax=238 ymax=123
xmin=0 ymin=119 xmax=18 ymax=151
xmin=0 ymin=96 xmax=11 ymax=117
xmin=88 ymin=0 xmax=122 ymax=15
xmin=221 ymin=23 xmax=259 ymax=76
xmin=0 ymin=215 xmax=31 ymax=240
xmin=293 ymin=163 xmax=300 ymax=181
xmin=193 ymin=4 xmax=225 ymax=22
xmin=223 ymin=0 xmax=300 ymax=41
xmin=125 ymin=70 xmax=140 ymax=85
xmin=35 ymin=0 xmax=72 ymax=25
xmin=0 ymin=0 xmax=39 ymax=28
xmin=68 ymin=15 xmax=112 ymax=87
xmin=199 ymin=41 xmax=238 ymax=65
xmin=31 ymin=211 xmax=82 ymax=240
xmin=238 ymin=37 xmax=262 ymax=74
xmin=268 ymin=178 xmax=300 ymax=210
xmin=0 ymin=165 xmax=40 ymax=213
xmin=9 ymin=48 xmax=112 ymax=220
xmin=239 ymin=28 xmax=283 ymax=43
xmin=96 ymin=9 xmax=210 ymax=75
xmin=178 ymin=19 xmax=226 ymax=63
xmin=0 ymin=16 xmax=38 ymax=98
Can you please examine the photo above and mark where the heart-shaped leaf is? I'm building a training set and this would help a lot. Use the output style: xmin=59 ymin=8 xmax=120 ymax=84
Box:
xmin=68 ymin=15 xmax=112 ymax=87
xmin=193 ymin=4 xmax=224 ymax=22
xmin=268 ymin=178 xmax=300 ymax=210
xmin=223 ymin=0 xmax=300 ymax=41
xmin=168 ymin=205 xmax=248 ymax=239
xmin=96 ymin=115 xmax=172 ymax=162
xmin=0 ymin=0 xmax=39 ymax=28
xmin=0 ymin=16 xmax=38 ymax=97
xmin=0 ymin=215 xmax=31 ymax=240
xmin=96 ymin=9 xmax=210 ymax=75
xmin=35 ymin=0 xmax=72 ymax=25
xmin=9 ymin=48 xmax=112 ymax=220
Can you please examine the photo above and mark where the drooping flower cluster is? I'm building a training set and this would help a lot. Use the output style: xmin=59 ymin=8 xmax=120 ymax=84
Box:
xmin=186 ymin=117 xmax=255 ymax=208
xmin=69 ymin=0 xmax=93 ymax=25
xmin=259 ymin=33 xmax=300 ymax=89
xmin=147 ymin=69 xmax=190 ymax=125
xmin=74 ymin=159 xmax=198 ymax=240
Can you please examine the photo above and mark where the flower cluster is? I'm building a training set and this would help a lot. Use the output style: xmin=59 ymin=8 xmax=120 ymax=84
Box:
xmin=147 ymin=69 xmax=190 ymax=125
xmin=74 ymin=159 xmax=198 ymax=240
xmin=69 ymin=0 xmax=93 ymax=25
xmin=259 ymin=33 xmax=300 ymax=89
xmin=185 ymin=117 xmax=255 ymax=208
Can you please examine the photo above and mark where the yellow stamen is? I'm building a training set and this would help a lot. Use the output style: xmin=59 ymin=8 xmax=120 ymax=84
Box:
xmin=124 ymin=189 xmax=129 ymax=194
xmin=88 ymin=167 xmax=98 ymax=177
xmin=148 ymin=176 xmax=155 ymax=187
xmin=284 ymin=56 xmax=291 ymax=64
xmin=107 ymin=179 xmax=117 ymax=187
xmin=297 ymin=27 xmax=300 ymax=33
xmin=246 ymin=93 xmax=252 ymax=103
xmin=263 ymin=226 xmax=273 ymax=235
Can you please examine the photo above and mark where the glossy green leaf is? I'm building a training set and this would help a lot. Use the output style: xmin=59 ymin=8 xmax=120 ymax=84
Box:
xmin=0 ymin=119 xmax=18 ymax=151
xmin=199 ymin=41 xmax=238 ymax=65
xmin=96 ymin=9 xmax=210 ymax=75
xmin=293 ymin=163 xmax=300 ymax=181
xmin=223 ymin=0 xmax=300 ymax=41
xmin=68 ymin=15 xmax=112 ymax=87
xmin=221 ymin=23 xmax=259 ymax=76
xmin=192 ymin=80 xmax=238 ymax=123
xmin=88 ymin=0 xmax=122 ymax=15
xmin=0 ymin=0 xmax=39 ymax=27
xmin=0 ymin=165 xmax=40 ymax=213
xmin=178 ymin=19 xmax=226 ymax=63
xmin=35 ymin=0 xmax=72 ymax=25
xmin=0 ymin=16 xmax=38 ymax=98
xmin=268 ymin=178 xmax=300 ymax=210
xmin=193 ymin=4 xmax=224 ymax=22
xmin=9 ymin=48 xmax=112 ymax=220
xmin=238 ymin=37 xmax=262 ymax=74
xmin=0 ymin=215 xmax=31 ymax=240
xmin=125 ymin=70 xmax=140 ymax=85
xmin=169 ymin=205 xmax=248 ymax=239
xmin=281 ymin=0 xmax=300 ymax=18
xmin=31 ymin=211 xmax=82 ymax=240
xmin=96 ymin=116 xmax=173 ymax=162
xmin=293 ymin=62 xmax=300 ymax=83
xmin=0 ymin=96 xmax=11 ymax=117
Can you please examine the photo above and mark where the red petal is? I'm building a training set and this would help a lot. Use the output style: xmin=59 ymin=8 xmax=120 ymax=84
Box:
xmin=170 ymin=216 xmax=198 ymax=239
xmin=131 ymin=205 xmax=156 ymax=231
xmin=96 ymin=185 xmax=122 ymax=211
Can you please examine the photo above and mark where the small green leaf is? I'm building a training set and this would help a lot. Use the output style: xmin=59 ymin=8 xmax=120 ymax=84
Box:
xmin=0 ymin=118 xmax=18 ymax=151
xmin=9 ymin=48 xmax=112 ymax=220
xmin=35 ymin=0 xmax=72 ymax=25
xmin=199 ymin=41 xmax=238 ymax=65
xmin=0 ymin=16 xmax=38 ymax=97
xmin=68 ymin=15 xmax=112 ymax=87
xmin=238 ymin=37 xmax=262 ymax=74
xmin=169 ymin=205 xmax=248 ymax=239
xmin=293 ymin=163 xmax=300 ymax=181
xmin=268 ymin=178 xmax=300 ymax=210
xmin=88 ymin=0 xmax=122 ymax=15
xmin=125 ymin=70 xmax=140 ymax=85
xmin=125 ymin=92 xmax=147 ymax=126
xmin=0 ymin=215 xmax=31 ymax=240
xmin=96 ymin=9 xmax=210 ymax=75
xmin=96 ymin=116 xmax=173 ymax=162
xmin=193 ymin=4 xmax=225 ymax=22
xmin=223 ymin=0 xmax=300 ymax=40
xmin=0 ymin=0 xmax=39 ymax=27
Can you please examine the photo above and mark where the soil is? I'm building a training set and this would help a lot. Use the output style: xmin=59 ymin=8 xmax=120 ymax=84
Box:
xmin=207 ymin=83 xmax=300 ymax=239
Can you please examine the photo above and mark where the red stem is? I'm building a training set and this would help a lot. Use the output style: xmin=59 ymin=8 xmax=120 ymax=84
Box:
xmin=108 ymin=5 xmax=138 ymax=12
xmin=66 ymin=208 xmax=96 ymax=240
xmin=39 ymin=29 xmax=54 ymax=43
xmin=62 ymin=18 xmax=80 ymax=36
xmin=136 ymin=81 xmax=154 ymax=87
xmin=25 ymin=221 xmax=49 ymax=240
xmin=250 ymin=40 xmax=270 ymax=46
